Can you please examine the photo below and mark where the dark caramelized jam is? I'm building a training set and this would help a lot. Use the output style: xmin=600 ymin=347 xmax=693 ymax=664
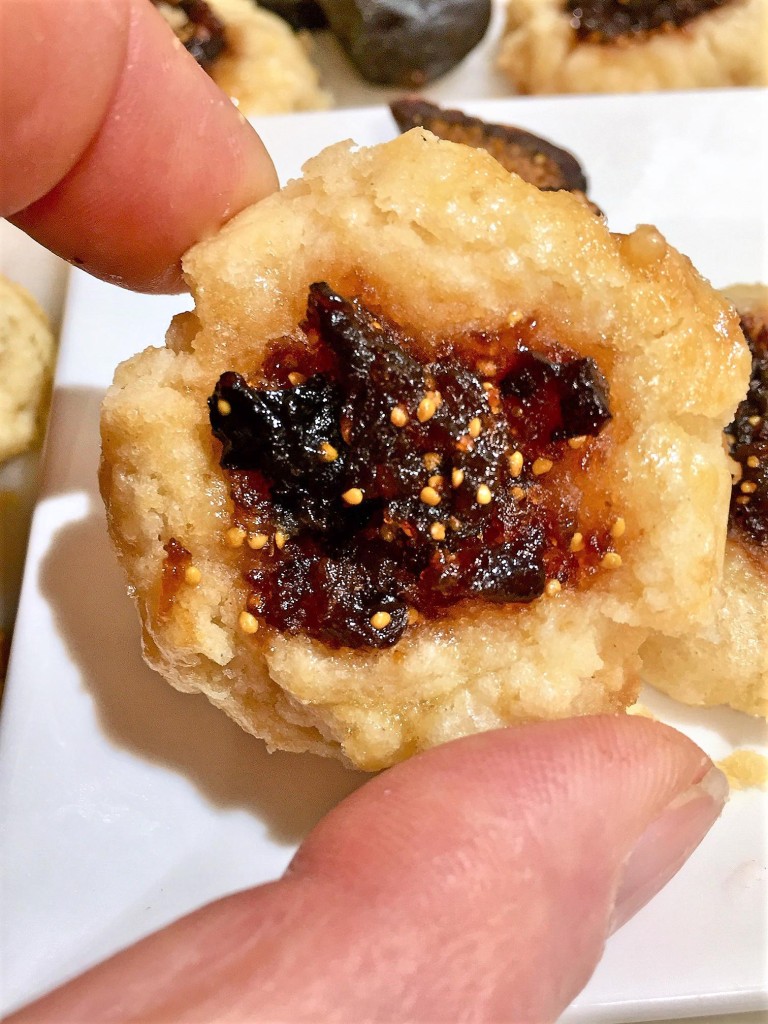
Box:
xmin=566 ymin=0 xmax=728 ymax=42
xmin=728 ymin=312 xmax=768 ymax=548
xmin=151 ymin=0 xmax=227 ymax=69
xmin=209 ymin=283 xmax=617 ymax=650
xmin=159 ymin=538 xmax=193 ymax=617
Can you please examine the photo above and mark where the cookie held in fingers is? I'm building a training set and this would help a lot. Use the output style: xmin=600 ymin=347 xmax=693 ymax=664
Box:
xmin=100 ymin=130 xmax=749 ymax=770
xmin=641 ymin=284 xmax=768 ymax=718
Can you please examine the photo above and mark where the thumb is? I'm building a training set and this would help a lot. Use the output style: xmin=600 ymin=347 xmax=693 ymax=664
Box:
xmin=11 ymin=716 xmax=726 ymax=1024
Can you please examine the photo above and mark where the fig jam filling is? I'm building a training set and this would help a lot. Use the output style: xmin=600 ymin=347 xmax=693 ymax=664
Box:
xmin=209 ymin=283 xmax=617 ymax=650
xmin=728 ymin=312 xmax=768 ymax=548
xmin=565 ymin=0 xmax=728 ymax=42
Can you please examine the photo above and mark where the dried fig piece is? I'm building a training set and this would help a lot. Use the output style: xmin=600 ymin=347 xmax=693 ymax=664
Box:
xmin=319 ymin=0 xmax=492 ymax=87
xmin=390 ymin=98 xmax=594 ymax=204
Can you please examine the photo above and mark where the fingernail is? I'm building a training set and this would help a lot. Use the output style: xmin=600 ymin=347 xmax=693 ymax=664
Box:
xmin=611 ymin=763 xmax=729 ymax=932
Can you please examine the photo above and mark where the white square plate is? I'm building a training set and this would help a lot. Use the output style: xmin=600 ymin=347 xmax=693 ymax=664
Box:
xmin=2 ymin=91 xmax=767 ymax=1021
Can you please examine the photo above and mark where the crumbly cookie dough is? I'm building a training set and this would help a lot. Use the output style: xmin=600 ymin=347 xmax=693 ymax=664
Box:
xmin=717 ymin=749 xmax=768 ymax=790
xmin=497 ymin=0 xmax=768 ymax=94
xmin=641 ymin=285 xmax=768 ymax=718
xmin=206 ymin=0 xmax=330 ymax=113
xmin=0 ymin=275 xmax=55 ymax=464
xmin=100 ymin=130 xmax=749 ymax=770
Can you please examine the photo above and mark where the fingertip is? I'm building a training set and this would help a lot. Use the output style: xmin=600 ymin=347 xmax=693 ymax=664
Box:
xmin=285 ymin=717 xmax=721 ymax=1021
xmin=611 ymin=760 xmax=727 ymax=930
xmin=292 ymin=716 xmax=713 ymax=885
xmin=8 ymin=0 xmax=278 ymax=293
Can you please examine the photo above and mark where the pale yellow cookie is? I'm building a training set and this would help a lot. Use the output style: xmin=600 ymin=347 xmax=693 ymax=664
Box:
xmin=498 ymin=0 xmax=768 ymax=94
xmin=641 ymin=285 xmax=768 ymax=718
xmin=207 ymin=0 xmax=330 ymax=113
xmin=0 ymin=275 xmax=55 ymax=464
xmin=100 ymin=131 xmax=748 ymax=770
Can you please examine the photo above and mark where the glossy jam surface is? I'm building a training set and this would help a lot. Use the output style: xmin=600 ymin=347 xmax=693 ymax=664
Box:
xmin=209 ymin=284 xmax=615 ymax=649
xmin=566 ymin=0 xmax=727 ymax=42
xmin=728 ymin=312 xmax=768 ymax=548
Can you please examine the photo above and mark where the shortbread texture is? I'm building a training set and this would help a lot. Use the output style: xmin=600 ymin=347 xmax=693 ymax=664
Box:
xmin=642 ymin=542 xmax=767 ymax=716
xmin=208 ymin=0 xmax=330 ymax=113
xmin=641 ymin=284 xmax=767 ymax=718
xmin=100 ymin=130 xmax=749 ymax=769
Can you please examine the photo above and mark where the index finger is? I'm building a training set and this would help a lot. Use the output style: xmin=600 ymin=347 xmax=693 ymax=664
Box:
xmin=0 ymin=0 xmax=278 ymax=293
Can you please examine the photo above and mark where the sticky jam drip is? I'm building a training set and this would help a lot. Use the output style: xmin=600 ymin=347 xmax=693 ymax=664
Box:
xmin=565 ymin=0 xmax=728 ymax=42
xmin=209 ymin=283 xmax=616 ymax=650
xmin=728 ymin=312 xmax=768 ymax=547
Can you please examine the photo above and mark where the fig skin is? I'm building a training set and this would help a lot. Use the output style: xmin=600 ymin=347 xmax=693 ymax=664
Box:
xmin=319 ymin=0 xmax=492 ymax=86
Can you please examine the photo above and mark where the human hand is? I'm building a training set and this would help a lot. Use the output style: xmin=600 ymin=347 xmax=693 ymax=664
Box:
xmin=0 ymin=0 xmax=277 ymax=292
xmin=9 ymin=717 xmax=725 ymax=1023
xmin=1 ymin=5 xmax=727 ymax=1022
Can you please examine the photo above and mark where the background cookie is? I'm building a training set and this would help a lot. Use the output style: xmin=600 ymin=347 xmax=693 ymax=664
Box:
xmin=207 ymin=0 xmax=331 ymax=112
xmin=100 ymin=131 xmax=748 ymax=770
xmin=153 ymin=0 xmax=331 ymax=113
xmin=0 ymin=274 xmax=55 ymax=464
xmin=498 ymin=0 xmax=768 ymax=94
